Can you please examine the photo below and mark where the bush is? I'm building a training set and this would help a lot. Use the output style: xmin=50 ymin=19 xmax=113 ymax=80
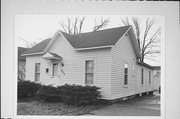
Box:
xmin=37 ymin=84 xmax=102 ymax=105
xmin=18 ymin=81 xmax=41 ymax=100
xmin=37 ymin=85 xmax=62 ymax=102
xmin=61 ymin=84 xmax=102 ymax=105
xmin=58 ymin=84 xmax=102 ymax=105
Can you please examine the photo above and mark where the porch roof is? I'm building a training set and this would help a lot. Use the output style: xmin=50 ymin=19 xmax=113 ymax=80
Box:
xmin=42 ymin=52 xmax=62 ymax=60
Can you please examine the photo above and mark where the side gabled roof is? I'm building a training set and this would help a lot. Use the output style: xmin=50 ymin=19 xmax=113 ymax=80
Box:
xmin=22 ymin=25 xmax=141 ymax=59
xmin=61 ymin=26 xmax=131 ymax=48
xmin=23 ymin=38 xmax=51 ymax=55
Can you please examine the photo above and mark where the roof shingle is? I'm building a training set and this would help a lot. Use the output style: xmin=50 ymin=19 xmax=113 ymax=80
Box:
xmin=61 ymin=26 xmax=130 ymax=48
xmin=23 ymin=38 xmax=51 ymax=54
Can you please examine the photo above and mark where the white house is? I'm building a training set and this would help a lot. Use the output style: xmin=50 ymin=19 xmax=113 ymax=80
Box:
xmin=22 ymin=26 xmax=158 ymax=100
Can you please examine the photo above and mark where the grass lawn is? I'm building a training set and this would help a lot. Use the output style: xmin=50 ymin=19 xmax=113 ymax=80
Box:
xmin=17 ymin=101 xmax=104 ymax=116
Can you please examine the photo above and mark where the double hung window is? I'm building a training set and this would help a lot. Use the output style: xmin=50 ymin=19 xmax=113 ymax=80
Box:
xmin=124 ymin=62 xmax=128 ymax=85
xmin=85 ymin=60 xmax=94 ymax=85
xmin=35 ymin=63 xmax=40 ymax=82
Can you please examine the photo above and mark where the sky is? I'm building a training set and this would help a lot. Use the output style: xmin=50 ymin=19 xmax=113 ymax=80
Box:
xmin=15 ymin=15 xmax=162 ymax=66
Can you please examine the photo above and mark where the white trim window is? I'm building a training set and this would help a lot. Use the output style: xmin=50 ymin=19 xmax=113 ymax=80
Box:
xmin=52 ymin=63 xmax=58 ymax=77
xmin=85 ymin=60 xmax=94 ymax=85
xmin=124 ymin=62 xmax=128 ymax=85
xmin=149 ymin=71 xmax=151 ymax=84
xmin=34 ymin=63 xmax=40 ymax=82
xmin=141 ymin=68 xmax=144 ymax=84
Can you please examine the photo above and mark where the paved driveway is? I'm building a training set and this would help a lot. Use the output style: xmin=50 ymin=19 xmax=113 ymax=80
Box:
xmin=83 ymin=92 xmax=160 ymax=116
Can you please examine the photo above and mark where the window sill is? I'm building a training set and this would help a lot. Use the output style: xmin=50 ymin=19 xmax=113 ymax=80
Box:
xmin=123 ymin=85 xmax=128 ymax=88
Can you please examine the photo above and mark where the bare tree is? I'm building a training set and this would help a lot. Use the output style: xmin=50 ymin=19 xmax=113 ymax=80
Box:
xmin=59 ymin=17 xmax=85 ymax=35
xmin=59 ymin=17 xmax=110 ymax=34
xmin=18 ymin=37 xmax=45 ymax=48
xmin=18 ymin=37 xmax=38 ymax=48
xmin=121 ymin=17 xmax=161 ymax=62
xmin=93 ymin=18 xmax=110 ymax=31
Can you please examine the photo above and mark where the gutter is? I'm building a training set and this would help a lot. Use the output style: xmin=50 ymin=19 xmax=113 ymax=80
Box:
xmin=74 ymin=45 xmax=113 ymax=50
xmin=21 ymin=52 xmax=44 ymax=56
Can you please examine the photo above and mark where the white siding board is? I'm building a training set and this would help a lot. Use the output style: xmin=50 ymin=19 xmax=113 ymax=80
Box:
xmin=111 ymin=33 xmax=137 ymax=99
xmin=26 ymin=55 xmax=54 ymax=85
xmin=135 ymin=64 xmax=154 ymax=94
xmin=111 ymin=33 xmax=154 ymax=100
xmin=26 ymin=35 xmax=112 ymax=99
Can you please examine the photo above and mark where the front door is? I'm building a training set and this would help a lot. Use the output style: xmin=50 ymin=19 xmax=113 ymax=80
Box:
xmin=51 ymin=62 xmax=60 ymax=86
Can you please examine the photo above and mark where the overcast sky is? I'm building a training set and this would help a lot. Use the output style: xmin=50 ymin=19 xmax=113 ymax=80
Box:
xmin=15 ymin=15 xmax=162 ymax=66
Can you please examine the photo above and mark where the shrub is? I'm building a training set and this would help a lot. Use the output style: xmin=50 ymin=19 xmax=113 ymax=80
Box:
xmin=37 ymin=84 xmax=102 ymax=105
xmin=97 ymin=99 xmax=111 ymax=105
xmin=18 ymin=80 xmax=41 ymax=100
xmin=37 ymin=85 xmax=62 ymax=102
xmin=57 ymin=84 xmax=102 ymax=105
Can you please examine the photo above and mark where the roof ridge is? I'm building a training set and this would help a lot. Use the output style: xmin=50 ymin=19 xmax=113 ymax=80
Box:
xmin=60 ymin=25 xmax=131 ymax=36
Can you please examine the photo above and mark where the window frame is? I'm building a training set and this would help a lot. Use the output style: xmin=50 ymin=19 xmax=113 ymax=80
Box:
xmin=85 ymin=59 xmax=95 ymax=85
xmin=149 ymin=70 xmax=151 ymax=84
xmin=141 ymin=68 xmax=144 ymax=85
xmin=34 ymin=63 xmax=40 ymax=82
xmin=124 ymin=61 xmax=128 ymax=86
xmin=52 ymin=62 xmax=58 ymax=77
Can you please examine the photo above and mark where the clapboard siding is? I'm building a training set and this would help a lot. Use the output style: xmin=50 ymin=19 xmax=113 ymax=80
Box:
xmin=25 ymin=54 xmax=56 ymax=85
xmin=136 ymin=65 xmax=154 ymax=93
xmin=25 ymin=35 xmax=111 ymax=99
xmin=111 ymin=32 xmax=154 ymax=100
xmin=46 ymin=35 xmax=111 ymax=99
xmin=111 ymin=33 xmax=137 ymax=99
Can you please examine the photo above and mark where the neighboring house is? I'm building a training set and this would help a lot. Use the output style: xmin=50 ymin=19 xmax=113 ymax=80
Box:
xmin=18 ymin=47 xmax=29 ymax=81
xmin=153 ymin=66 xmax=161 ymax=91
xmin=22 ymin=26 xmax=158 ymax=100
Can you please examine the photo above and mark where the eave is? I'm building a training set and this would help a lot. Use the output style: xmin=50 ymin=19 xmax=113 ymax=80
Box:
xmin=74 ymin=45 xmax=113 ymax=51
xmin=21 ymin=52 xmax=44 ymax=56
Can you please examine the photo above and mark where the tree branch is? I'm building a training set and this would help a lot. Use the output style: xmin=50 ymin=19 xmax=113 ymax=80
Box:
xmin=78 ymin=17 xmax=85 ymax=34
xmin=93 ymin=18 xmax=110 ymax=31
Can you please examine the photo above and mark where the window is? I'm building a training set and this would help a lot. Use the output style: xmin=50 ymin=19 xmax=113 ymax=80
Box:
xmin=149 ymin=71 xmax=151 ymax=84
xmin=35 ymin=63 xmax=40 ymax=82
xmin=141 ymin=68 xmax=144 ymax=84
xmin=52 ymin=63 xmax=58 ymax=76
xmin=85 ymin=60 xmax=94 ymax=85
xmin=124 ymin=62 xmax=128 ymax=85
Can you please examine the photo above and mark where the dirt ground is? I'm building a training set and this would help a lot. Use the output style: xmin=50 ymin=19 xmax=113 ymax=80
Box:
xmin=17 ymin=91 xmax=160 ymax=116
xmin=83 ymin=92 xmax=160 ymax=116
xmin=17 ymin=101 xmax=103 ymax=116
